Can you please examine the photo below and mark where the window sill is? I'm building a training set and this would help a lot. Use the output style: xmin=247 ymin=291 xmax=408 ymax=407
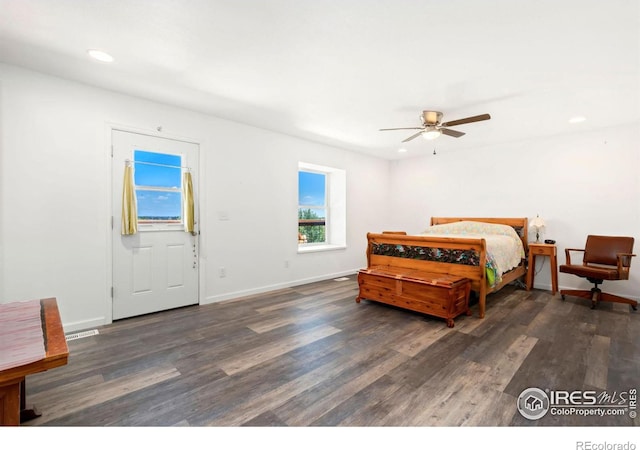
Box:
xmin=297 ymin=244 xmax=346 ymax=254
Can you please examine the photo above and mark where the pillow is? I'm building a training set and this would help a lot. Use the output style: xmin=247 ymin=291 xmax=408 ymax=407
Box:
xmin=422 ymin=220 xmax=522 ymax=241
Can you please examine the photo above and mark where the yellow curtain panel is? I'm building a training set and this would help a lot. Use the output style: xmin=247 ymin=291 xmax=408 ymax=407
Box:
xmin=121 ymin=163 xmax=138 ymax=235
xmin=183 ymin=171 xmax=195 ymax=233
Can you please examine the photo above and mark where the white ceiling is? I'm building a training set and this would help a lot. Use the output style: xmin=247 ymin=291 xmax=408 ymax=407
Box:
xmin=0 ymin=0 xmax=638 ymax=159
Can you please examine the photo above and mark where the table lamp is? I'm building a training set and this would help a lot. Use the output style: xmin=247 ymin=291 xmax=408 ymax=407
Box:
xmin=530 ymin=215 xmax=545 ymax=243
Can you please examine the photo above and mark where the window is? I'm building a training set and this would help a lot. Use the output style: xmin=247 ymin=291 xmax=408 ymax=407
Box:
xmin=134 ymin=150 xmax=183 ymax=226
xmin=298 ymin=170 xmax=327 ymax=244
xmin=298 ymin=162 xmax=346 ymax=251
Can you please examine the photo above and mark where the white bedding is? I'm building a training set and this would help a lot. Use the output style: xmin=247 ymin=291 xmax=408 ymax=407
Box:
xmin=420 ymin=221 xmax=525 ymax=286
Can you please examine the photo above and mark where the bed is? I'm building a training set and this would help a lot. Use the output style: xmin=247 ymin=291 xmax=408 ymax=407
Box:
xmin=360 ymin=217 xmax=528 ymax=318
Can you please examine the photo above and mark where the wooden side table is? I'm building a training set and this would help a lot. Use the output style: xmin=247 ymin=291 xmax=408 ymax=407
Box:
xmin=526 ymin=243 xmax=558 ymax=295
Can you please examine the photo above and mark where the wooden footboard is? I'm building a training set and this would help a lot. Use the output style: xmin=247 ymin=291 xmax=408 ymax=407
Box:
xmin=365 ymin=232 xmax=493 ymax=317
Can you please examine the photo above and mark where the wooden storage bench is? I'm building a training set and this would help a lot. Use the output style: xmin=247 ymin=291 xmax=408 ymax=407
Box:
xmin=356 ymin=265 xmax=471 ymax=327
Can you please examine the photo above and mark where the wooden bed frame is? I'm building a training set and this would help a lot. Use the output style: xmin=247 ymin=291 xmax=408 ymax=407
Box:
xmin=362 ymin=217 xmax=529 ymax=318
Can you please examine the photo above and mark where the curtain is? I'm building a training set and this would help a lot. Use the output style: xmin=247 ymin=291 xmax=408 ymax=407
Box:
xmin=121 ymin=162 xmax=138 ymax=235
xmin=183 ymin=171 xmax=195 ymax=234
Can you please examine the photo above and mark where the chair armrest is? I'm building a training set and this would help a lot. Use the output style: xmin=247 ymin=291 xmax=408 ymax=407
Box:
xmin=617 ymin=252 xmax=636 ymax=270
xmin=564 ymin=248 xmax=585 ymax=265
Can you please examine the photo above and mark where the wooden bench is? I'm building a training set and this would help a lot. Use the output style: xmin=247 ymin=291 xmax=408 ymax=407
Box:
xmin=356 ymin=265 xmax=471 ymax=327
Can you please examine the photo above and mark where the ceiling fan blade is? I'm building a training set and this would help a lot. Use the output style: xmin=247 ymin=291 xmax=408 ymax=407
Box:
xmin=379 ymin=127 xmax=424 ymax=131
xmin=402 ymin=131 xmax=424 ymax=142
xmin=441 ymin=128 xmax=465 ymax=138
xmin=441 ymin=113 xmax=491 ymax=127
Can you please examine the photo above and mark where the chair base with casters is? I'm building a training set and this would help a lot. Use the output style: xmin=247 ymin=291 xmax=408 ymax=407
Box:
xmin=559 ymin=235 xmax=637 ymax=311
xmin=560 ymin=278 xmax=638 ymax=310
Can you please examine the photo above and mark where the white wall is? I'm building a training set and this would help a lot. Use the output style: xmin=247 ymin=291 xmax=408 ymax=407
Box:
xmin=388 ymin=124 xmax=640 ymax=299
xmin=0 ymin=64 xmax=390 ymax=332
xmin=3 ymin=61 xmax=637 ymax=332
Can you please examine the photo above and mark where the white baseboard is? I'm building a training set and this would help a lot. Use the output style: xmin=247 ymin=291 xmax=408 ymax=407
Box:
xmin=62 ymin=316 xmax=108 ymax=333
xmin=59 ymin=271 xmax=359 ymax=331
xmin=203 ymin=269 xmax=359 ymax=305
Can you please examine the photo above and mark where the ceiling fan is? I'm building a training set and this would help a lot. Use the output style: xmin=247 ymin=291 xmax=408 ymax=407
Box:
xmin=380 ymin=110 xmax=491 ymax=142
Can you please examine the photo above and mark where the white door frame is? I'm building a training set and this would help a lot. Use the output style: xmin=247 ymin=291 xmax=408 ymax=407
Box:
xmin=105 ymin=122 xmax=206 ymax=325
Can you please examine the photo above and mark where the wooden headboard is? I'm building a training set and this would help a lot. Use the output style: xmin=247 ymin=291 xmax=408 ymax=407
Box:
xmin=430 ymin=217 xmax=529 ymax=252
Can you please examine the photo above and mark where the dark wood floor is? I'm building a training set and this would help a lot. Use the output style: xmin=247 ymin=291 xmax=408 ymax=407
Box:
xmin=24 ymin=276 xmax=639 ymax=427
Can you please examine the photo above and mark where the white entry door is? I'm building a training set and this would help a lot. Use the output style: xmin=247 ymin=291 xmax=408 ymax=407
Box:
xmin=112 ymin=130 xmax=199 ymax=320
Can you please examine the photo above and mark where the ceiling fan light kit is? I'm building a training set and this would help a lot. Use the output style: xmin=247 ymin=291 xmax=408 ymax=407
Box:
xmin=422 ymin=128 xmax=442 ymax=140
xmin=380 ymin=110 xmax=491 ymax=143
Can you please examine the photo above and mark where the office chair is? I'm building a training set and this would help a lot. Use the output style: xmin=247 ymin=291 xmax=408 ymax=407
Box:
xmin=559 ymin=235 xmax=637 ymax=310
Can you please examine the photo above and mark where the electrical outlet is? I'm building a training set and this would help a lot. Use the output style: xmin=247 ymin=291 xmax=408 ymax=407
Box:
xmin=284 ymin=260 xmax=289 ymax=269
xmin=219 ymin=267 xmax=226 ymax=278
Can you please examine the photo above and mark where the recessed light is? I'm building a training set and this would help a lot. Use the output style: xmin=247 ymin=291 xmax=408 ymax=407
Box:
xmin=398 ymin=148 xmax=407 ymax=153
xmin=569 ymin=116 xmax=586 ymax=124
xmin=87 ymin=49 xmax=114 ymax=63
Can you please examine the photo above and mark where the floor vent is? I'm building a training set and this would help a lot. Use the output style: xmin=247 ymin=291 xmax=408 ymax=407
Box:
xmin=333 ymin=277 xmax=350 ymax=281
xmin=65 ymin=329 xmax=99 ymax=341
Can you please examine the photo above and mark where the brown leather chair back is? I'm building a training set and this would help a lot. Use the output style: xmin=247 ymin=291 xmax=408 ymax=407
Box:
xmin=584 ymin=235 xmax=634 ymax=266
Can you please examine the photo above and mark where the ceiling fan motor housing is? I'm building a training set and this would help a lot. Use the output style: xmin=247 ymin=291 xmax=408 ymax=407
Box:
xmin=422 ymin=111 xmax=443 ymax=125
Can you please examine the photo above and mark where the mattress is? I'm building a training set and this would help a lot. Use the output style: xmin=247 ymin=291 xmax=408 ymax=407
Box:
xmin=420 ymin=221 xmax=525 ymax=287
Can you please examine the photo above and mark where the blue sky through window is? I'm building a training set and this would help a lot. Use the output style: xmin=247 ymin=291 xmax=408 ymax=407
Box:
xmin=134 ymin=150 xmax=182 ymax=220
xmin=134 ymin=150 xmax=181 ymax=187
xmin=298 ymin=171 xmax=326 ymax=218
xmin=136 ymin=190 xmax=182 ymax=219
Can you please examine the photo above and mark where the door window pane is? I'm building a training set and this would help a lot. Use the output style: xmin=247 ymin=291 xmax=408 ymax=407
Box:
xmin=133 ymin=150 xmax=183 ymax=223
xmin=136 ymin=190 xmax=182 ymax=222
xmin=134 ymin=150 xmax=182 ymax=188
